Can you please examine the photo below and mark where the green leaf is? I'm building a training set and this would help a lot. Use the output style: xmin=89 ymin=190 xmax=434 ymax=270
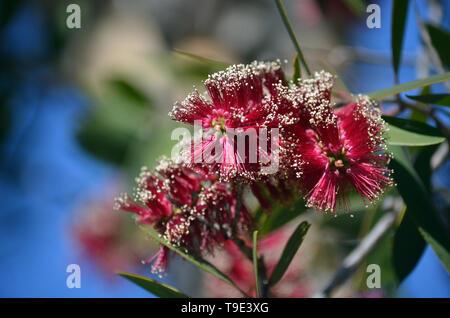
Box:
xmin=77 ymin=117 xmax=134 ymax=165
xmin=419 ymin=228 xmax=450 ymax=272
xmin=274 ymin=0 xmax=311 ymax=75
xmin=383 ymin=116 xmax=445 ymax=146
xmin=426 ymin=24 xmax=450 ymax=68
xmin=406 ymin=94 xmax=450 ymax=107
xmin=252 ymin=231 xmax=260 ymax=298
xmin=391 ymin=0 xmax=409 ymax=76
xmin=292 ymin=53 xmax=301 ymax=84
xmin=409 ymin=87 xmax=431 ymax=123
xmin=389 ymin=146 xmax=450 ymax=273
xmin=366 ymin=71 xmax=450 ymax=99
xmin=173 ymin=49 xmax=230 ymax=69
xmin=409 ymin=109 xmax=428 ymax=123
xmin=413 ymin=145 xmax=437 ymax=194
xmin=268 ymin=221 xmax=310 ymax=286
xmin=393 ymin=211 xmax=426 ymax=283
xmin=389 ymin=145 xmax=423 ymax=187
xmin=139 ymin=225 xmax=249 ymax=297
xmin=413 ymin=144 xmax=449 ymax=274
xmin=76 ymin=82 xmax=153 ymax=165
xmin=260 ymin=198 xmax=307 ymax=236
xmin=393 ymin=145 xmax=437 ymax=282
xmin=117 ymin=271 xmax=189 ymax=298
xmin=108 ymin=78 xmax=152 ymax=108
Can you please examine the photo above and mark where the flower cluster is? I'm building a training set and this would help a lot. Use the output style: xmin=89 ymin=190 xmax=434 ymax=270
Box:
xmin=171 ymin=61 xmax=393 ymax=212
xmin=116 ymin=61 xmax=393 ymax=273
xmin=114 ymin=157 xmax=251 ymax=274
xmin=291 ymin=96 xmax=393 ymax=211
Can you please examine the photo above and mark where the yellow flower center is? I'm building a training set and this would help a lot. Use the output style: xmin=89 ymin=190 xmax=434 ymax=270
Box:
xmin=212 ymin=117 xmax=227 ymax=134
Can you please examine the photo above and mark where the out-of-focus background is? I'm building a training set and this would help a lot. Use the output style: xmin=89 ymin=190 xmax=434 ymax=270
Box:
xmin=0 ymin=0 xmax=449 ymax=297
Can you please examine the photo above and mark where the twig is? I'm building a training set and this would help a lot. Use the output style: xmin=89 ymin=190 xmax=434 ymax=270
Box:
xmin=233 ymin=232 xmax=269 ymax=297
xmin=253 ymin=231 xmax=261 ymax=297
xmin=232 ymin=237 xmax=269 ymax=297
xmin=274 ymin=0 xmax=311 ymax=76
xmin=408 ymin=104 xmax=449 ymax=141
xmin=228 ymin=184 xmax=270 ymax=297
xmin=315 ymin=207 xmax=401 ymax=298
xmin=413 ymin=1 xmax=450 ymax=92
xmin=258 ymin=256 xmax=269 ymax=298
xmin=431 ymin=141 xmax=449 ymax=170
xmin=253 ymin=231 xmax=269 ymax=298
xmin=404 ymin=101 xmax=450 ymax=141
xmin=381 ymin=97 xmax=450 ymax=141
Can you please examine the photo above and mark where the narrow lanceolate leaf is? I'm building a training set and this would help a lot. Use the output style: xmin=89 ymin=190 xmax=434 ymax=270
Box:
xmin=391 ymin=0 xmax=409 ymax=77
xmin=406 ymin=94 xmax=450 ymax=107
xmin=393 ymin=145 xmax=438 ymax=282
xmin=252 ymin=231 xmax=260 ymax=298
xmin=274 ymin=0 xmax=311 ymax=75
xmin=292 ymin=53 xmax=301 ymax=84
xmin=383 ymin=116 xmax=445 ymax=146
xmin=108 ymin=78 xmax=152 ymax=108
xmin=269 ymin=221 xmax=311 ymax=286
xmin=173 ymin=49 xmax=231 ymax=68
xmin=426 ymin=24 xmax=450 ymax=67
xmin=409 ymin=86 xmax=431 ymax=123
xmin=389 ymin=146 xmax=450 ymax=273
xmin=139 ymin=226 xmax=248 ymax=297
xmin=409 ymin=109 xmax=428 ymax=123
xmin=366 ymin=71 xmax=450 ymax=99
xmin=260 ymin=198 xmax=307 ymax=236
xmin=418 ymin=228 xmax=450 ymax=272
xmin=393 ymin=209 xmax=426 ymax=283
xmin=414 ymin=145 xmax=437 ymax=194
xmin=117 ymin=271 xmax=189 ymax=298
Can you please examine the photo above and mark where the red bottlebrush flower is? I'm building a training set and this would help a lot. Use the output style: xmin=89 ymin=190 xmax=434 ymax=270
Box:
xmin=155 ymin=157 xmax=206 ymax=206
xmin=114 ymin=168 xmax=172 ymax=224
xmin=115 ymin=158 xmax=251 ymax=274
xmin=143 ymin=246 xmax=170 ymax=275
xmin=256 ymin=70 xmax=338 ymax=181
xmin=114 ymin=158 xmax=212 ymax=225
xmin=194 ymin=182 xmax=251 ymax=249
xmin=169 ymin=61 xmax=286 ymax=182
xmin=289 ymin=94 xmax=393 ymax=212
xmin=164 ymin=182 xmax=252 ymax=254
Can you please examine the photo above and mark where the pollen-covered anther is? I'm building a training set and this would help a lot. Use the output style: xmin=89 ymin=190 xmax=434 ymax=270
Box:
xmin=334 ymin=159 xmax=344 ymax=168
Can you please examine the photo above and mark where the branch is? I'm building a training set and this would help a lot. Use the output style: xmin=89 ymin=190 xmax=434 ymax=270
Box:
xmin=381 ymin=97 xmax=450 ymax=141
xmin=315 ymin=205 xmax=401 ymax=298
xmin=274 ymin=0 xmax=311 ymax=76
xmin=413 ymin=1 xmax=450 ymax=92
xmin=258 ymin=256 xmax=269 ymax=298
xmin=431 ymin=141 xmax=449 ymax=170
xmin=232 ymin=235 xmax=269 ymax=298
